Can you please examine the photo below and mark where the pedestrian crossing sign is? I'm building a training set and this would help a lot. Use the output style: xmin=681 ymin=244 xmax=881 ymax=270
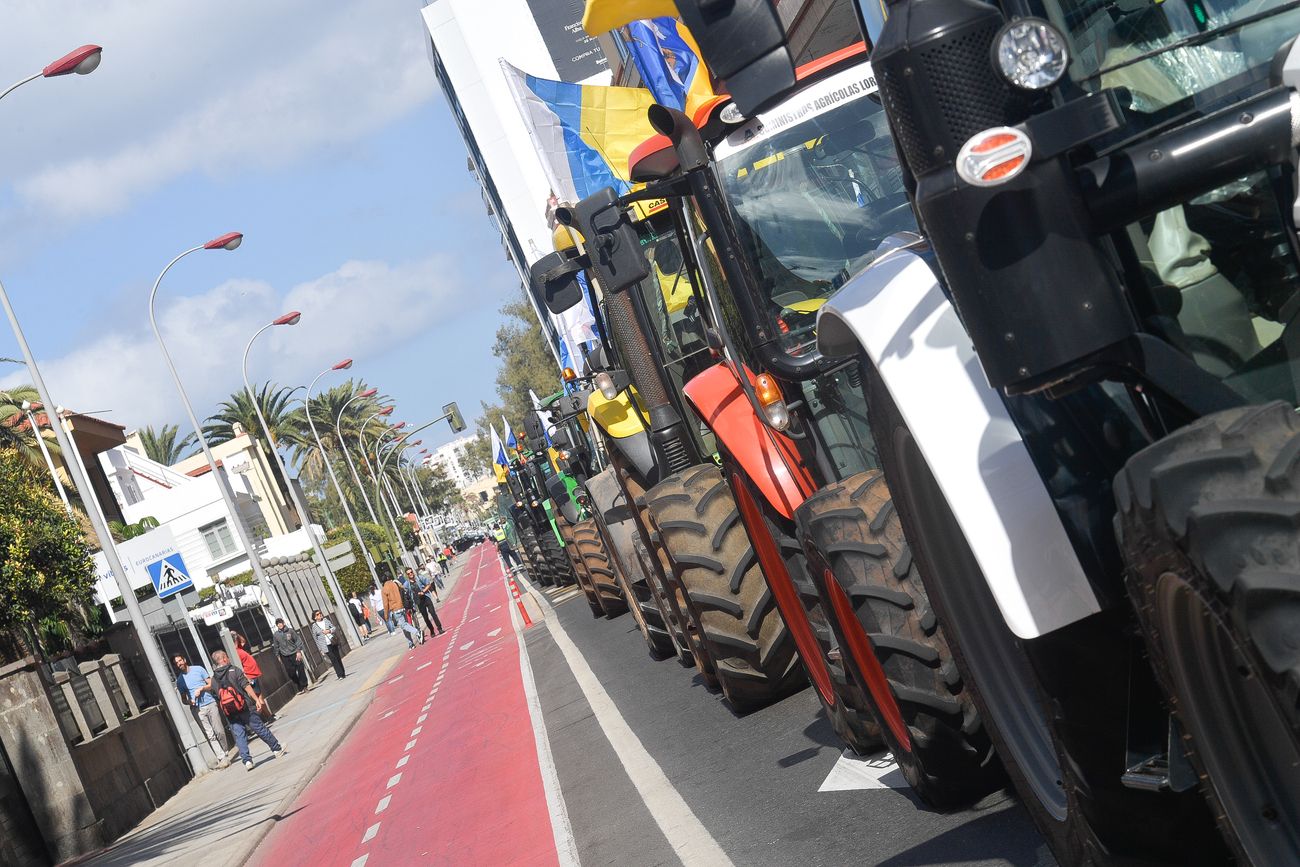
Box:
xmin=146 ymin=552 xmax=193 ymax=599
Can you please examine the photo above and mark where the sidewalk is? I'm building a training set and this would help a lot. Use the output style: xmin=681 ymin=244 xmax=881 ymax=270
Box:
xmin=74 ymin=560 xmax=469 ymax=867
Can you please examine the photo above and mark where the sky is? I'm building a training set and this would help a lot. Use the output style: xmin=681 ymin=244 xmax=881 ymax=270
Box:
xmin=0 ymin=1 xmax=521 ymax=457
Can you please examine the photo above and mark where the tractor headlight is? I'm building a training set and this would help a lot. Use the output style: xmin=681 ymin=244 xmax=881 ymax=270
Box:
xmin=993 ymin=18 xmax=1068 ymax=91
xmin=594 ymin=371 xmax=618 ymax=401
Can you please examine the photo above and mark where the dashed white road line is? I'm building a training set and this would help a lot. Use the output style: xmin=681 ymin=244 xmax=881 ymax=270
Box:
xmin=362 ymin=823 xmax=380 ymax=843
xmin=350 ymin=855 xmax=368 ymax=867
xmin=375 ymin=795 xmax=391 ymax=814
xmin=386 ymin=773 xmax=402 ymax=789
xmin=396 ymin=755 xmax=409 ymax=769
xmin=417 ymin=713 xmax=427 ymax=723
xmin=404 ymin=739 xmax=417 ymax=751
xmin=417 ymin=661 xmax=432 ymax=671
xmin=411 ymin=726 xmax=422 ymax=736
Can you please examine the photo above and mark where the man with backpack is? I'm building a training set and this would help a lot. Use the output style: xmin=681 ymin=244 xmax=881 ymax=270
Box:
xmin=211 ymin=649 xmax=286 ymax=771
xmin=409 ymin=567 xmax=445 ymax=637
xmin=173 ymin=654 xmax=230 ymax=769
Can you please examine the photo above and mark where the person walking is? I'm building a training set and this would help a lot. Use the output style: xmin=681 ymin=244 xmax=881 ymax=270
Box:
xmin=423 ymin=560 xmax=442 ymax=601
xmin=382 ymin=575 xmax=425 ymax=648
xmin=370 ymin=585 xmax=392 ymax=635
xmin=494 ymin=525 xmax=521 ymax=568
xmin=347 ymin=592 xmax=371 ymax=641
xmin=436 ymin=548 xmax=449 ymax=577
xmin=398 ymin=572 xmax=420 ymax=629
xmin=211 ymin=650 xmax=285 ymax=771
xmin=312 ymin=610 xmax=346 ymax=680
xmin=231 ymin=632 xmax=264 ymax=696
xmin=271 ymin=618 xmax=308 ymax=692
xmin=410 ymin=567 xmax=445 ymax=637
xmin=173 ymin=654 xmax=230 ymax=769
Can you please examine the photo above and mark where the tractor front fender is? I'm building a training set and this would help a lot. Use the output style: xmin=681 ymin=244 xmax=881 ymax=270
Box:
xmin=817 ymin=244 xmax=1099 ymax=639
xmin=682 ymin=362 xmax=816 ymax=520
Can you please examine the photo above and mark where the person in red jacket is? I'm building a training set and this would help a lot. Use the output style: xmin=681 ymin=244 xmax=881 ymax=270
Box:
xmin=232 ymin=632 xmax=264 ymax=696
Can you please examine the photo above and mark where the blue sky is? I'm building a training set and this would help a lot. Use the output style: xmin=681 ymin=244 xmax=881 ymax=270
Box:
xmin=0 ymin=1 xmax=520 ymax=456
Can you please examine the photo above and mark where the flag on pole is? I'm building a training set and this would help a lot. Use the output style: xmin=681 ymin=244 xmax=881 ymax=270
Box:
xmin=503 ymin=415 xmax=518 ymax=450
xmin=501 ymin=60 xmax=659 ymax=203
xmin=623 ymin=17 xmax=715 ymax=116
xmin=529 ymin=389 xmax=555 ymax=446
xmin=490 ymin=424 xmax=509 ymax=483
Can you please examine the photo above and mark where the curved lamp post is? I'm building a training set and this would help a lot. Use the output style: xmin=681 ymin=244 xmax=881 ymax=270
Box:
xmin=366 ymin=423 xmax=417 ymax=568
xmin=243 ymin=323 xmax=363 ymax=646
xmin=335 ymin=388 xmax=382 ymax=524
xmin=148 ymin=232 xmax=290 ymax=631
xmin=0 ymin=44 xmax=210 ymax=776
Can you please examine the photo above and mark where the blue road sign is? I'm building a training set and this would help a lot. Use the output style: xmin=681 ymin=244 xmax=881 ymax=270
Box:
xmin=147 ymin=552 xmax=193 ymax=600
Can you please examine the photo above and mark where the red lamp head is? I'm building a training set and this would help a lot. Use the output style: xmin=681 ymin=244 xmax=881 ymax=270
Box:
xmin=273 ymin=311 xmax=301 ymax=326
xmin=378 ymin=407 xmax=394 ymax=417
xmin=359 ymin=388 xmax=378 ymax=398
xmin=43 ymin=45 xmax=102 ymax=77
xmin=204 ymin=231 xmax=243 ymax=251
xmin=391 ymin=422 xmax=407 ymax=431
xmin=410 ymin=440 xmax=422 ymax=446
xmin=332 ymin=358 xmax=353 ymax=371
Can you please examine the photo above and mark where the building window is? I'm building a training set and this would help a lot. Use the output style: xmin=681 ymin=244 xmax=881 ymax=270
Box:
xmin=200 ymin=520 xmax=238 ymax=559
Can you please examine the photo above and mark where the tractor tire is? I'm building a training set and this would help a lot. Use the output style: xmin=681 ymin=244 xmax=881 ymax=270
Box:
xmin=864 ymin=362 xmax=1224 ymax=865
xmin=647 ymin=464 xmax=805 ymax=713
xmin=633 ymin=533 xmax=694 ymax=664
xmin=645 ymin=514 xmax=719 ymax=686
xmin=1115 ymin=401 xmax=1300 ymax=865
xmin=574 ymin=519 xmax=628 ymax=616
xmin=587 ymin=469 xmax=677 ymax=658
xmin=517 ymin=525 xmax=547 ymax=587
xmin=540 ymin=521 xmax=574 ymax=587
xmin=798 ymin=470 xmax=1002 ymax=804
xmin=559 ymin=518 xmax=604 ymax=617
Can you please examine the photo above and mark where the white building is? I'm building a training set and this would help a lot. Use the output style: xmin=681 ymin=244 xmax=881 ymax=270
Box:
xmin=422 ymin=435 xmax=486 ymax=488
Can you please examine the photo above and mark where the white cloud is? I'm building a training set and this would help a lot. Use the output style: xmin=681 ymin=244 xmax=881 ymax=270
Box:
xmin=0 ymin=255 xmax=463 ymax=428
xmin=0 ymin=1 xmax=436 ymax=226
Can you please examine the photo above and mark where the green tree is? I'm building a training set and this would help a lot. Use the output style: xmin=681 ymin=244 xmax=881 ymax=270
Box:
xmin=0 ymin=447 xmax=96 ymax=651
xmin=325 ymin=521 xmax=399 ymax=593
xmin=137 ymin=423 xmax=195 ymax=465
xmin=108 ymin=515 xmax=159 ymax=542
xmin=0 ymin=385 xmax=63 ymax=473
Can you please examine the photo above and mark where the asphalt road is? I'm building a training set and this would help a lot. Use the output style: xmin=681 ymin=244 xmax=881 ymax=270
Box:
xmin=251 ymin=543 xmax=1055 ymax=866
xmin=532 ymin=579 xmax=1057 ymax=867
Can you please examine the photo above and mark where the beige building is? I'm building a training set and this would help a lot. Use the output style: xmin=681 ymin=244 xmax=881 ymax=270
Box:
xmin=169 ymin=423 xmax=301 ymax=537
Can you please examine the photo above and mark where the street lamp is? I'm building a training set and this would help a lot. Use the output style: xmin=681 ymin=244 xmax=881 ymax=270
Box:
xmin=335 ymin=387 xmax=382 ymax=524
xmin=19 ymin=400 xmax=71 ymax=514
xmin=148 ymin=232 xmax=289 ymax=629
xmin=365 ymin=423 xmax=419 ymax=568
xmin=0 ymin=44 xmax=211 ymax=776
xmin=242 ymin=320 xmax=362 ymax=646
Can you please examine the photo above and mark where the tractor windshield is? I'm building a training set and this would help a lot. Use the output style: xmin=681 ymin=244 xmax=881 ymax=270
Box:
xmin=1043 ymin=0 xmax=1300 ymax=117
xmin=713 ymin=61 xmax=915 ymax=356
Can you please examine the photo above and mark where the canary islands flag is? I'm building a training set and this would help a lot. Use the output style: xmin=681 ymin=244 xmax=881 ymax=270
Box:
xmin=502 ymin=61 xmax=658 ymax=203
xmin=491 ymin=424 xmax=509 ymax=484
xmin=624 ymin=17 xmax=714 ymax=116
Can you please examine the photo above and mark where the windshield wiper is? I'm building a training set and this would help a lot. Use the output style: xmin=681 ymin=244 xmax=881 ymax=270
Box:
xmin=1092 ymin=0 xmax=1300 ymax=81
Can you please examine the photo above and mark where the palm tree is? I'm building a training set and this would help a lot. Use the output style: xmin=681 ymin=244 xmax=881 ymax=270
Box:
xmin=285 ymin=380 xmax=390 ymax=480
xmin=205 ymin=381 xmax=297 ymax=445
xmin=0 ymin=385 xmax=62 ymax=472
xmin=136 ymin=424 xmax=195 ymax=465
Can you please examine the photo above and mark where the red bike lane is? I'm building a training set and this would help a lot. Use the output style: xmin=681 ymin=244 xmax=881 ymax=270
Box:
xmin=251 ymin=543 xmax=560 ymax=867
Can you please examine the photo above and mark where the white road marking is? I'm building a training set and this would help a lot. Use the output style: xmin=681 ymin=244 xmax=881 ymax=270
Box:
xmin=818 ymin=751 xmax=907 ymax=792
xmin=375 ymin=795 xmax=391 ymax=814
xmin=396 ymin=755 xmax=409 ymax=769
xmin=379 ymin=710 xmax=394 ymax=720
xmin=417 ymin=662 xmax=432 ymax=671
xmin=411 ymin=726 xmax=423 ymax=736
xmin=386 ymin=773 xmax=402 ymax=789
xmin=362 ymin=822 xmax=380 ymax=843
xmin=459 ymin=641 xmax=475 ymax=651
xmin=404 ymin=739 xmax=417 ymax=751
xmin=417 ymin=713 xmax=427 ymax=723
xmin=523 ymin=573 xmax=734 ymax=867
xmin=487 ymin=627 xmax=502 ymax=638
xmin=350 ymin=855 xmax=369 ymax=867
xmin=490 ymin=605 xmax=501 ymax=612
xmin=388 ymin=675 xmax=404 ymax=684
xmin=470 ymin=616 xmax=480 ymax=622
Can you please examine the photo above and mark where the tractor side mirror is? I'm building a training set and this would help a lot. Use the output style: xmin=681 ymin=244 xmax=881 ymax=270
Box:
xmin=523 ymin=413 xmax=548 ymax=452
xmin=673 ymin=0 xmax=796 ymax=117
xmin=529 ymin=251 xmax=587 ymax=314
xmin=559 ymin=188 xmax=650 ymax=294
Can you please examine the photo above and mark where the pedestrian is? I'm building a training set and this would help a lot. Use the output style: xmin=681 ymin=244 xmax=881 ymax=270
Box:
xmin=211 ymin=649 xmax=285 ymax=771
xmin=422 ymin=560 xmax=442 ymax=601
xmin=348 ymin=591 xmax=371 ymax=641
xmin=231 ymin=632 xmax=264 ymax=696
xmin=398 ymin=572 xmax=419 ymax=628
xmin=312 ymin=609 xmax=346 ymax=680
xmin=410 ymin=567 xmax=445 ymax=637
xmin=382 ymin=575 xmax=425 ymax=648
xmin=173 ymin=654 xmax=230 ymax=769
xmin=436 ymin=548 xmax=449 ymax=577
xmin=494 ymin=525 xmax=521 ymax=568
xmin=370 ymin=585 xmax=392 ymax=635
xmin=271 ymin=618 xmax=309 ymax=693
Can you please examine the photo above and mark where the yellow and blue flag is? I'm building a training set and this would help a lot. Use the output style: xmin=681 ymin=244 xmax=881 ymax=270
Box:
xmin=491 ymin=423 xmax=509 ymax=484
xmin=502 ymin=60 xmax=658 ymax=202
xmin=623 ymin=18 xmax=714 ymax=116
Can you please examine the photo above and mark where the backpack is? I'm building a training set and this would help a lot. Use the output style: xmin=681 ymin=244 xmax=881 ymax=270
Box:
xmin=399 ymin=582 xmax=415 ymax=610
xmin=216 ymin=670 xmax=247 ymax=716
